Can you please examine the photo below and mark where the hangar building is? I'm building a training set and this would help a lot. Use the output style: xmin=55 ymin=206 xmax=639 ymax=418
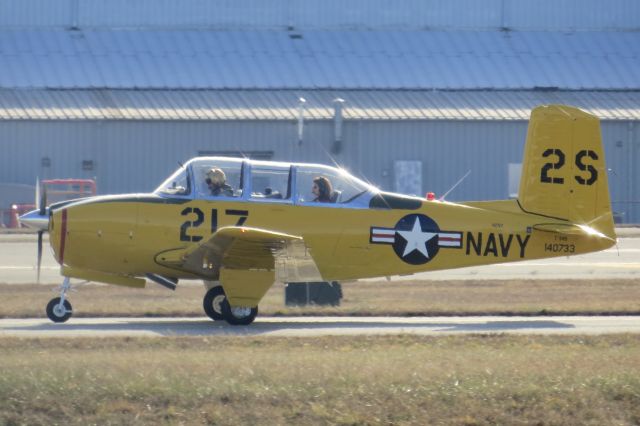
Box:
xmin=0 ymin=0 xmax=639 ymax=222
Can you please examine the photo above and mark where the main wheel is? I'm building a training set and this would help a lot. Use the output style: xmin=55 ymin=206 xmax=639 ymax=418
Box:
xmin=203 ymin=286 xmax=226 ymax=321
xmin=46 ymin=297 xmax=72 ymax=323
xmin=221 ymin=298 xmax=258 ymax=326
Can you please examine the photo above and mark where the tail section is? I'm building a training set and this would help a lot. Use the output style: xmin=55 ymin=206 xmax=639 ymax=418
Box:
xmin=518 ymin=105 xmax=615 ymax=239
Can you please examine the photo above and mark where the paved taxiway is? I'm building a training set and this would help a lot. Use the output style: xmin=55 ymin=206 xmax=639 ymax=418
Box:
xmin=1 ymin=231 xmax=638 ymax=283
xmin=2 ymin=316 xmax=640 ymax=338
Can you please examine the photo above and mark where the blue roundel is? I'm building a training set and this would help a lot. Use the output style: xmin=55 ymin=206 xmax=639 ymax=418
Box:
xmin=392 ymin=214 xmax=441 ymax=265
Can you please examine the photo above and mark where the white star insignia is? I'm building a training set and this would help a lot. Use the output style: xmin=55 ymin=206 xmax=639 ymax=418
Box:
xmin=396 ymin=217 xmax=437 ymax=258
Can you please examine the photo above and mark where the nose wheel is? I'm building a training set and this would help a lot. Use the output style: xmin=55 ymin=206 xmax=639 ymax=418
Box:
xmin=46 ymin=277 xmax=73 ymax=323
xmin=46 ymin=297 xmax=72 ymax=323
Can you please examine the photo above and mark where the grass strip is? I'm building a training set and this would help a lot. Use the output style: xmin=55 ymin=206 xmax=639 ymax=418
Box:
xmin=1 ymin=334 xmax=640 ymax=425
xmin=2 ymin=279 xmax=640 ymax=318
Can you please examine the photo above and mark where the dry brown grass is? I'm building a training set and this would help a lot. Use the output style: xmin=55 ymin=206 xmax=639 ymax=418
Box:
xmin=1 ymin=334 xmax=640 ymax=425
xmin=2 ymin=278 xmax=640 ymax=318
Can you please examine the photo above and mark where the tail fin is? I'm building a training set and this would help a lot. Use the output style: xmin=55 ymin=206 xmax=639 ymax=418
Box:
xmin=518 ymin=105 xmax=615 ymax=239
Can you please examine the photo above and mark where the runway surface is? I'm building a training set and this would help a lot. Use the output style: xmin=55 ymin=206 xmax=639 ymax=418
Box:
xmin=1 ymin=232 xmax=639 ymax=283
xmin=2 ymin=316 xmax=640 ymax=338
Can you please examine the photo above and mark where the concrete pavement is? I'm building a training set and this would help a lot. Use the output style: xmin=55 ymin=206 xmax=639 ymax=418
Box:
xmin=2 ymin=316 xmax=640 ymax=338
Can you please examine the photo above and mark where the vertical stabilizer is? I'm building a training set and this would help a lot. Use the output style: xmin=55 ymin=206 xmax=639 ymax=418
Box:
xmin=518 ymin=105 xmax=615 ymax=238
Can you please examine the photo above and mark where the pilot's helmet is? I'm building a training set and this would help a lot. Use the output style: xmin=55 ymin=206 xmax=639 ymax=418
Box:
xmin=206 ymin=168 xmax=226 ymax=187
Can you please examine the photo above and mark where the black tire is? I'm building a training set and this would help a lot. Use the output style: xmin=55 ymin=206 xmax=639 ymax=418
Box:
xmin=221 ymin=298 xmax=258 ymax=326
xmin=46 ymin=297 xmax=72 ymax=323
xmin=203 ymin=286 xmax=226 ymax=321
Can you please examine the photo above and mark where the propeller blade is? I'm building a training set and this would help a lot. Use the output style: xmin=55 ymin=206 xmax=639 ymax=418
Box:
xmin=39 ymin=181 xmax=47 ymax=216
xmin=35 ymin=177 xmax=40 ymax=212
xmin=37 ymin=230 xmax=43 ymax=284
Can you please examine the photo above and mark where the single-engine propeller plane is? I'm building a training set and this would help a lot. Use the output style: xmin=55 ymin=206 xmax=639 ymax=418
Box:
xmin=20 ymin=105 xmax=617 ymax=325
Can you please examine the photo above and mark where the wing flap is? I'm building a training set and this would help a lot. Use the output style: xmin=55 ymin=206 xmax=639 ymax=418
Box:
xmin=179 ymin=226 xmax=322 ymax=282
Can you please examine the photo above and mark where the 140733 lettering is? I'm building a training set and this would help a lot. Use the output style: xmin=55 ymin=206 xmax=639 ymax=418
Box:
xmin=544 ymin=243 xmax=575 ymax=253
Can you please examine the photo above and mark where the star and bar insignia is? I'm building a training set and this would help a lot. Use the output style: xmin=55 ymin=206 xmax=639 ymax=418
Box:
xmin=370 ymin=214 xmax=462 ymax=265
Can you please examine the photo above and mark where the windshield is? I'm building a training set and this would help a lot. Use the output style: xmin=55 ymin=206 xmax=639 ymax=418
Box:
xmin=154 ymin=167 xmax=190 ymax=196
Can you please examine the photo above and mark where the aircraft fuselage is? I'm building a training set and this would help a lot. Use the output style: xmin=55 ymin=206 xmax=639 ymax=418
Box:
xmin=48 ymin=194 xmax=614 ymax=282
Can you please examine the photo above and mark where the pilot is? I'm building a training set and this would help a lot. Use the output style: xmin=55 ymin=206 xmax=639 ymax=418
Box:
xmin=312 ymin=176 xmax=333 ymax=203
xmin=206 ymin=168 xmax=234 ymax=197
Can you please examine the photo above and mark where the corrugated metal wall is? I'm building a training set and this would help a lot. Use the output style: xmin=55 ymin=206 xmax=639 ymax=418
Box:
xmin=0 ymin=121 xmax=301 ymax=193
xmin=1 ymin=119 xmax=638 ymax=222
xmin=604 ymin=122 xmax=640 ymax=224
xmin=345 ymin=121 xmax=527 ymax=200
xmin=2 ymin=0 xmax=639 ymax=30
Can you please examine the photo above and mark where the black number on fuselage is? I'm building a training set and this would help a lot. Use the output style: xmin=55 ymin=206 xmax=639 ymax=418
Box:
xmin=179 ymin=207 xmax=204 ymax=242
xmin=575 ymin=150 xmax=599 ymax=185
xmin=540 ymin=148 xmax=565 ymax=184
xmin=211 ymin=208 xmax=218 ymax=234
xmin=180 ymin=208 xmax=249 ymax=242
xmin=226 ymin=209 xmax=249 ymax=226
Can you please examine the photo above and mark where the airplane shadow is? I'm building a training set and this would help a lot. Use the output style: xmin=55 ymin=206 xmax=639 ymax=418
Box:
xmin=5 ymin=317 xmax=575 ymax=337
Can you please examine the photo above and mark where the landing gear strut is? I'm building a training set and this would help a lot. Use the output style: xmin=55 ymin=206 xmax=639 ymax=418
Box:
xmin=46 ymin=277 xmax=73 ymax=323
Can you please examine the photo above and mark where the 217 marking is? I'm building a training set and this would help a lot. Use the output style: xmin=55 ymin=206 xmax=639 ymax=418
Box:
xmin=180 ymin=208 xmax=249 ymax=242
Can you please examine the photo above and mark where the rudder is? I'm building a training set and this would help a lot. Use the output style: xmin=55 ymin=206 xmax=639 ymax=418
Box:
xmin=518 ymin=105 xmax=614 ymax=238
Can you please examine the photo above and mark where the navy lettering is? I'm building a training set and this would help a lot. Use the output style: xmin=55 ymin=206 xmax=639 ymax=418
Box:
xmin=516 ymin=234 xmax=531 ymax=258
xmin=466 ymin=232 xmax=482 ymax=256
xmin=498 ymin=234 xmax=513 ymax=257
xmin=483 ymin=233 xmax=498 ymax=257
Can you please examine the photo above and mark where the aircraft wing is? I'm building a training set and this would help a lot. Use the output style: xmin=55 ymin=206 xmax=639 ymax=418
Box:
xmin=179 ymin=226 xmax=323 ymax=282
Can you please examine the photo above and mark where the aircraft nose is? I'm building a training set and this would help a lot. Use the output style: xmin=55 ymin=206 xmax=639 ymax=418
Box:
xmin=19 ymin=209 xmax=50 ymax=231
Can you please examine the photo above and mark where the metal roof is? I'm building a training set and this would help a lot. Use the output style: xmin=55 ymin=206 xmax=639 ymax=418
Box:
xmin=1 ymin=89 xmax=638 ymax=121
xmin=1 ymin=0 xmax=639 ymax=31
xmin=1 ymin=29 xmax=640 ymax=90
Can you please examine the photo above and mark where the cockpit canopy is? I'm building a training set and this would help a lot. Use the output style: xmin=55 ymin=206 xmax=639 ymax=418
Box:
xmin=154 ymin=157 xmax=377 ymax=207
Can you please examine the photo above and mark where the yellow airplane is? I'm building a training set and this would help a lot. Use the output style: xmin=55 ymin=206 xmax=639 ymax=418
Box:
xmin=20 ymin=105 xmax=616 ymax=325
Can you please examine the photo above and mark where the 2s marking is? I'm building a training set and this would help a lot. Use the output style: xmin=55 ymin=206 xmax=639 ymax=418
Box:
xmin=180 ymin=208 xmax=249 ymax=242
xmin=540 ymin=148 xmax=599 ymax=185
